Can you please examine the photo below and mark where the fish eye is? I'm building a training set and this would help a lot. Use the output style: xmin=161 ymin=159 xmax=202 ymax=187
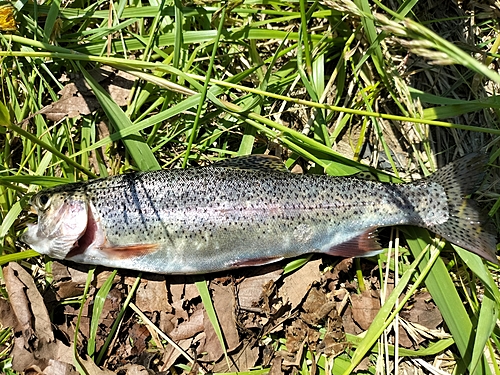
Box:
xmin=36 ymin=194 xmax=51 ymax=210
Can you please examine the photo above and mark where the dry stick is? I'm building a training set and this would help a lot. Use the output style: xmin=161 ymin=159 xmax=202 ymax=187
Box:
xmin=128 ymin=302 xmax=206 ymax=374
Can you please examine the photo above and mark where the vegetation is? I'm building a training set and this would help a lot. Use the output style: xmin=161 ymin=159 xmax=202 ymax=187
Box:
xmin=0 ymin=0 xmax=499 ymax=373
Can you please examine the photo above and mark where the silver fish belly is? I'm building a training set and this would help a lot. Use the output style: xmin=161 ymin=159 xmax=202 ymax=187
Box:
xmin=21 ymin=154 xmax=497 ymax=273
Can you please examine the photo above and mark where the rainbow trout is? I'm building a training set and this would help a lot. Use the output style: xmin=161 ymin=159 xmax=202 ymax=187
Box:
xmin=22 ymin=154 xmax=497 ymax=273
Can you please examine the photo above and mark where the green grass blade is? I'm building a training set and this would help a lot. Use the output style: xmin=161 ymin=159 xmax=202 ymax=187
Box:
xmin=454 ymin=245 xmax=500 ymax=304
xmin=42 ymin=0 xmax=60 ymax=43
xmin=343 ymin=245 xmax=434 ymax=374
xmin=404 ymin=227 xmax=492 ymax=374
xmin=299 ymin=0 xmax=312 ymax=75
xmin=195 ymin=278 xmax=230 ymax=369
xmin=182 ymin=6 xmax=226 ymax=167
xmin=87 ymin=270 xmax=117 ymax=359
xmin=0 ymin=101 xmax=10 ymax=125
xmin=283 ymin=255 xmax=313 ymax=275
xmin=2 ymin=121 xmax=96 ymax=178
xmin=346 ymin=333 xmax=455 ymax=357
xmin=96 ymin=274 xmax=142 ymax=365
xmin=0 ymin=201 xmax=23 ymax=240
xmin=0 ymin=250 xmax=39 ymax=266
xmin=79 ymin=64 xmax=161 ymax=171
xmin=72 ymin=93 xmax=202 ymax=158
xmin=470 ymin=291 xmax=497 ymax=374
xmin=73 ymin=268 xmax=95 ymax=375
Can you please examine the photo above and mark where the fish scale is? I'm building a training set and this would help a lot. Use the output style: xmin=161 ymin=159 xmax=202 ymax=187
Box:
xmin=21 ymin=154 xmax=498 ymax=274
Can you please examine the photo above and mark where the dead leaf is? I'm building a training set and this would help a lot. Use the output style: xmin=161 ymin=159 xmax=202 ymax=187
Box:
xmin=200 ymin=281 xmax=240 ymax=361
xmin=161 ymin=333 xmax=202 ymax=370
xmin=169 ymin=283 xmax=185 ymax=302
xmin=323 ymin=258 xmax=353 ymax=292
xmin=41 ymin=83 xmax=98 ymax=121
xmin=268 ymin=356 xmax=284 ymax=375
xmin=4 ymin=265 xmax=34 ymax=342
xmin=169 ymin=308 xmax=204 ymax=341
xmin=406 ymin=292 xmax=443 ymax=330
xmin=128 ymin=323 xmax=150 ymax=356
xmin=285 ymin=319 xmax=307 ymax=353
xmin=350 ymin=290 xmax=381 ymax=331
xmin=301 ymin=287 xmax=335 ymax=325
xmin=4 ymin=263 xmax=54 ymax=343
xmin=184 ymin=283 xmax=201 ymax=301
xmin=135 ymin=278 xmax=170 ymax=313
xmin=4 ymin=277 xmax=74 ymax=374
xmin=212 ymin=341 xmax=259 ymax=372
xmin=279 ymin=259 xmax=322 ymax=310
xmin=237 ymin=267 xmax=282 ymax=309
xmin=0 ymin=291 xmax=21 ymax=332
xmin=116 ymin=364 xmax=150 ymax=375
xmin=77 ymin=354 xmax=116 ymax=375
xmin=41 ymin=68 xmax=135 ymax=121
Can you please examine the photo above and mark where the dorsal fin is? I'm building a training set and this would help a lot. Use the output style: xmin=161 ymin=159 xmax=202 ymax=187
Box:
xmin=212 ymin=155 xmax=289 ymax=173
xmin=351 ymin=171 xmax=380 ymax=182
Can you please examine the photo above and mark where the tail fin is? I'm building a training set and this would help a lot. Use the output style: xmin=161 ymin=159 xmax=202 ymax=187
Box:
xmin=426 ymin=153 xmax=497 ymax=263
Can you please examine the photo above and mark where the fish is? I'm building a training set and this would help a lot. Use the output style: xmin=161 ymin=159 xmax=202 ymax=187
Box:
xmin=21 ymin=153 xmax=498 ymax=274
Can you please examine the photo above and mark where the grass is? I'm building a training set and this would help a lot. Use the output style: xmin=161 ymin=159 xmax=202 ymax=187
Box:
xmin=0 ymin=0 xmax=500 ymax=373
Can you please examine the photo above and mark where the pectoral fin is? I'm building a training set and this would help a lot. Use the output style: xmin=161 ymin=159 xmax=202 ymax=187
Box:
xmin=101 ymin=243 xmax=160 ymax=259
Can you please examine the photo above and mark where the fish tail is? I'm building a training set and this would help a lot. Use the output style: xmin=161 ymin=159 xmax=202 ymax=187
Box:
xmin=426 ymin=153 xmax=497 ymax=263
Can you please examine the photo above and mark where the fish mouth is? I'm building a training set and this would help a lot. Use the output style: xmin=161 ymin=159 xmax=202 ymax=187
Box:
xmin=21 ymin=222 xmax=38 ymax=247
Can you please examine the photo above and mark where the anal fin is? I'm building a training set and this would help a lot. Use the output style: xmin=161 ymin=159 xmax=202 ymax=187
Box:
xmin=325 ymin=229 xmax=382 ymax=258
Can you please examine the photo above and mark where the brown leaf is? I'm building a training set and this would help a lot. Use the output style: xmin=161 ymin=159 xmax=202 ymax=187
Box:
xmin=169 ymin=307 xmax=204 ymax=341
xmin=11 ymin=336 xmax=36 ymax=372
xmin=200 ymin=281 xmax=240 ymax=361
xmin=397 ymin=325 xmax=415 ymax=348
xmin=232 ymin=343 xmax=260 ymax=371
xmin=128 ymin=323 xmax=150 ymax=356
xmin=169 ymin=283 xmax=185 ymax=302
xmin=184 ymin=283 xmax=200 ymax=301
xmin=0 ymin=293 xmax=20 ymax=331
xmin=285 ymin=319 xmax=307 ymax=353
xmin=4 ymin=265 xmax=34 ymax=341
xmin=341 ymin=304 xmax=362 ymax=335
xmin=4 ymin=262 xmax=54 ymax=343
xmin=279 ymin=259 xmax=322 ymax=310
xmin=41 ymin=68 xmax=135 ymax=121
xmin=268 ymin=356 xmax=284 ymax=375
xmin=78 ymin=355 xmax=116 ymax=375
xmin=116 ymin=364 xmax=149 ymax=375
xmin=237 ymin=268 xmax=282 ymax=309
xmin=171 ymin=299 xmax=189 ymax=321
xmin=105 ymin=69 xmax=135 ymax=106
xmin=213 ymin=341 xmax=259 ymax=372
xmin=135 ymin=278 xmax=170 ymax=313
xmin=301 ymin=287 xmax=335 ymax=325
xmin=323 ymin=258 xmax=353 ymax=291
xmin=407 ymin=292 xmax=443 ymax=329
xmin=10 ymin=333 xmax=74 ymax=373
xmin=41 ymin=359 xmax=79 ymax=375
xmin=41 ymin=83 xmax=98 ymax=121
xmin=161 ymin=333 xmax=202 ymax=370
xmin=350 ymin=290 xmax=381 ymax=331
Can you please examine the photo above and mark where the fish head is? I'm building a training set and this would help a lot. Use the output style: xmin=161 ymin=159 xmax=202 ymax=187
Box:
xmin=22 ymin=189 xmax=89 ymax=260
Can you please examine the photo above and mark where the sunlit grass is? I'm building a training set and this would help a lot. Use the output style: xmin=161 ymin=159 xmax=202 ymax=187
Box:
xmin=0 ymin=0 xmax=499 ymax=373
